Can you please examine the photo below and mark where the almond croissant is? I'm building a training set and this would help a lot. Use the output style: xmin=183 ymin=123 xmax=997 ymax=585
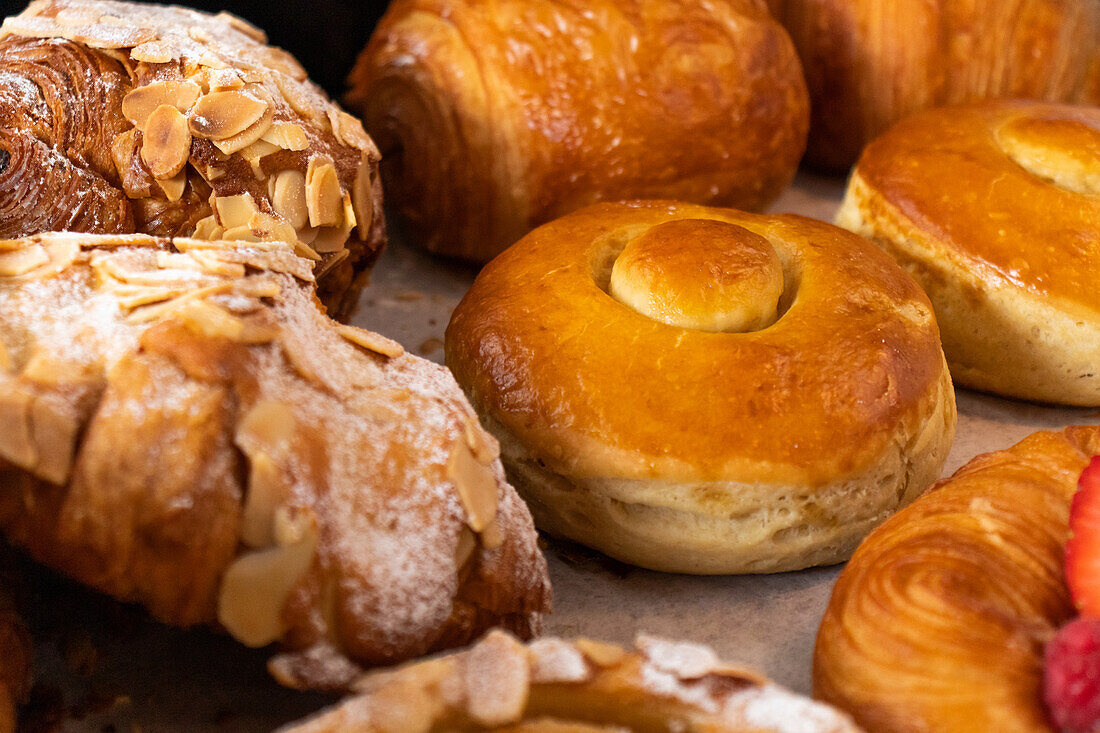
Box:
xmin=0 ymin=232 xmax=550 ymax=692
xmin=0 ymin=0 xmax=386 ymax=317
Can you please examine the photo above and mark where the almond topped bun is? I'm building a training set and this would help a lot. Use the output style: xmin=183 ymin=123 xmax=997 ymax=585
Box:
xmin=0 ymin=0 xmax=385 ymax=317
xmin=446 ymin=201 xmax=956 ymax=574
xmin=837 ymin=101 xmax=1100 ymax=406
xmin=282 ymin=630 xmax=863 ymax=732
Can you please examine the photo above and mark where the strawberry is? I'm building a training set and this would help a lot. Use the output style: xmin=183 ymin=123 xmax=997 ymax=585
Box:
xmin=1046 ymin=617 xmax=1100 ymax=732
xmin=1067 ymin=456 xmax=1100 ymax=617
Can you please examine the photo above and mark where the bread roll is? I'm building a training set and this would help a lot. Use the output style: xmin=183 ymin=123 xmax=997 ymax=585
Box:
xmin=348 ymin=0 xmax=809 ymax=262
xmin=767 ymin=0 xmax=1100 ymax=170
xmin=0 ymin=0 xmax=386 ymax=317
xmin=446 ymin=201 xmax=956 ymax=574
xmin=0 ymin=232 xmax=550 ymax=691
xmin=282 ymin=630 xmax=863 ymax=732
xmin=836 ymin=101 xmax=1100 ymax=406
xmin=814 ymin=425 xmax=1100 ymax=732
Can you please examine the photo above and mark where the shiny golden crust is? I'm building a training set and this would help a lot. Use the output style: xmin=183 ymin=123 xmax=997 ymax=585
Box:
xmin=767 ymin=0 xmax=1100 ymax=170
xmin=281 ymin=630 xmax=863 ymax=732
xmin=445 ymin=202 xmax=955 ymax=573
xmin=814 ymin=425 xmax=1100 ymax=732
xmin=0 ymin=0 xmax=386 ymax=317
xmin=0 ymin=232 xmax=550 ymax=691
xmin=348 ymin=0 xmax=808 ymax=262
xmin=837 ymin=101 xmax=1100 ymax=406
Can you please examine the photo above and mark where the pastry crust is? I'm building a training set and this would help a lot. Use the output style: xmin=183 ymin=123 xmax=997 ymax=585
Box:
xmin=0 ymin=232 xmax=550 ymax=691
xmin=836 ymin=101 xmax=1100 ymax=406
xmin=348 ymin=0 xmax=809 ymax=262
xmin=282 ymin=630 xmax=863 ymax=732
xmin=814 ymin=425 xmax=1100 ymax=732
xmin=767 ymin=0 xmax=1100 ymax=170
xmin=445 ymin=201 xmax=956 ymax=573
xmin=0 ymin=0 xmax=386 ymax=317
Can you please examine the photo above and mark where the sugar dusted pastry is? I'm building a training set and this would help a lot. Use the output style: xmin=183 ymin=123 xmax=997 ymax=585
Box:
xmin=767 ymin=0 xmax=1100 ymax=169
xmin=815 ymin=425 xmax=1100 ymax=732
xmin=0 ymin=0 xmax=385 ymax=316
xmin=282 ymin=630 xmax=863 ymax=732
xmin=348 ymin=0 xmax=809 ymax=262
xmin=446 ymin=201 xmax=956 ymax=574
xmin=837 ymin=101 xmax=1100 ymax=406
xmin=0 ymin=232 xmax=550 ymax=691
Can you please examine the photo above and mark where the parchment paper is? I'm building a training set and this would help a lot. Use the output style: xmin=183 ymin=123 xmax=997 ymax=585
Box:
xmin=28 ymin=172 xmax=1099 ymax=731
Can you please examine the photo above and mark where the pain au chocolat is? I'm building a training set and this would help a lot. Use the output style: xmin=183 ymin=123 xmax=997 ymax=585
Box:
xmin=348 ymin=0 xmax=809 ymax=262
xmin=446 ymin=201 xmax=956 ymax=574
xmin=837 ymin=101 xmax=1100 ymax=406
xmin=0 ymin=0 xmax=385 ymax=316
xmin=0 ymin=232 xmax=550 ymax=691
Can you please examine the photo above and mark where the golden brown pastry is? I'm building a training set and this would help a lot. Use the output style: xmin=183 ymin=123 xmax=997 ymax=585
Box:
xmin=0 ymin=0 xmax=385 ymax=317
xmin=0 ymin=231 xmax=550 ymax=691
xmin=282 ymin=630 xmax=863 ymax=732
xmin=445 ymin=201 xmax=956 ymax=574
xmin=348 ymin=0 xmax=809 ymax=262
xmin=814 ymin=425 xmax=1100 ymax=733
xmin=766 ymin=0 xmax=1100 ymax=170
xmin=836 ymin=101 xmax=1100 ymax=406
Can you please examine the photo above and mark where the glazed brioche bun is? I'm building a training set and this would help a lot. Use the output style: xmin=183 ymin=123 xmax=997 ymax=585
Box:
xmin=837 ymin=101 xmax=1100 ymax=406
xmin=446 ymin=201 xmax=956 ymax=574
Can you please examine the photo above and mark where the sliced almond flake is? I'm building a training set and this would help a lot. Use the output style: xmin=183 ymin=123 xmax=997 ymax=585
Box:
xmin=464 ymin=418 xmax=501 ymax=465
xmin=192 ymin=214 xmax=222 ymax=240
xmin=139 ymin=103 xmax=190 ymax=175
xmin=305 ymin=156 xmax=343 ymax=228
xmin=0 ymin=387 xmax=36 ymax=470
xmin=0 ymin=246 xmax=49 ymax=276
xmin=528 ymin=638 xmax=592 ymax=684
xmin=240 ymin=139 xmax=280 ymax=178
xmin=122 ymin=80 xmax=202 ymax=128
xmin=156 ymin=170 xmax=187 ymax=202
xmin=635 ymin=635 xmax=720 ymax=680
xmin=479 ymin=516 xmax=503 ymax=549
xmin=240 ymin=450 xmax=284 ymax=549
xmin=221 ymin=225 xmax=262 ymax=243
xmin=261 ymin=122 xmax=309 ymax=151
xmin=271 ymin=170 xmax=308 ymax=230
xmin=293 ymin=240 xmax=321 ymax=262
xmin=352 ymin=152 xmax=375 ymax=240
xmin=173 ymin=237 xmax=295 ymax=254
xmin=575 ymin=639 xmax=627 ymax=668
xmin=210 ymin=104 xmax=274 ymax=155
xmin=217 ymin=508 xmax=317 ymax=647
xmin=463 ymin=631 xmax=530 ymax=726
xmin=189 ymin=88 xmax=268 ymax=140
xmin=0 ymin=15 xmax=157 ymax=48
xmin=214 ymin=11 xmax=267 ymax=43
xmin=454 ymin=527 xmax=477 ymax=570
xmin=111 ymin=129 xmax=153 ymax=198
xmin=213 ymin=193 xmax=259 ymax=229
xmin=189 ymin=250 xmax=246 ymax=278
xmin=447 ymin=439 xmax=498 ymax=534
xmin=112 ymin=284 xmax=192 ymax=309
xmin=313 ymin=247 xmax=349 ymax=280
xmin=125 ymin=283 xmax=232 ymax=323
xmin=336 ymin=324 xmax=404 ymax=358
xmin=130 ymin=40 xmax=175 ymax=63
xmin=187 ymin=25 xmax=212 ymax=44
xmin=326 ymin=107 xmax=372 ymax=151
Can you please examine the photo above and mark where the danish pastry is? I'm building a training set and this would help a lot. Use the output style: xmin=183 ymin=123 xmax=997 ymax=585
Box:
xmin=814 ymin=425 xmax=1100 ymax=733
xmin=767 ymin=0 xmax=1100 ymax=170
xmin=445 ymin=201 xmax=956 ymax=573
xmin=348 ymin=0 xmax=809 ymax=262
xmin=0 ymin=232 xmax=550 ymax=691
xmin=0 ymin=0 xmax=385 ymax=317
xmin=283 ymin=630 xmax=862 ymax=732
xmin=836 ymin=101 xmax=1100 ymax=406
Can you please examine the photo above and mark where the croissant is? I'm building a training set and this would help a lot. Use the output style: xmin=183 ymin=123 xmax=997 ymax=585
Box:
xmin=283 ymin=630 xmax=863 ymax=732
xmin=0 ymin=231 xmax=550 ymax=691
xmin=814 ymin=425 xmax=1100 ymax=732
xmin=766 ymin=0 xmax=1100 ymax=170
xmin=0 ymin=0 xmax=386 ymax=317
xmin=347 ymin=0 xmax=809 ymax=262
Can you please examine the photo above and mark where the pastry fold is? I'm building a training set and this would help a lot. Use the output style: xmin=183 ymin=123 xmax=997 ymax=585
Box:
xmin=0 ymin=0 xmax=386 ymax=317
xmin=0 ymin=232 xmax=550 ymax=691
xmin=815 ymin=425 xmax=1100 ymax=732
xmin=349 ymin=0 xmax=808 ymax=262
